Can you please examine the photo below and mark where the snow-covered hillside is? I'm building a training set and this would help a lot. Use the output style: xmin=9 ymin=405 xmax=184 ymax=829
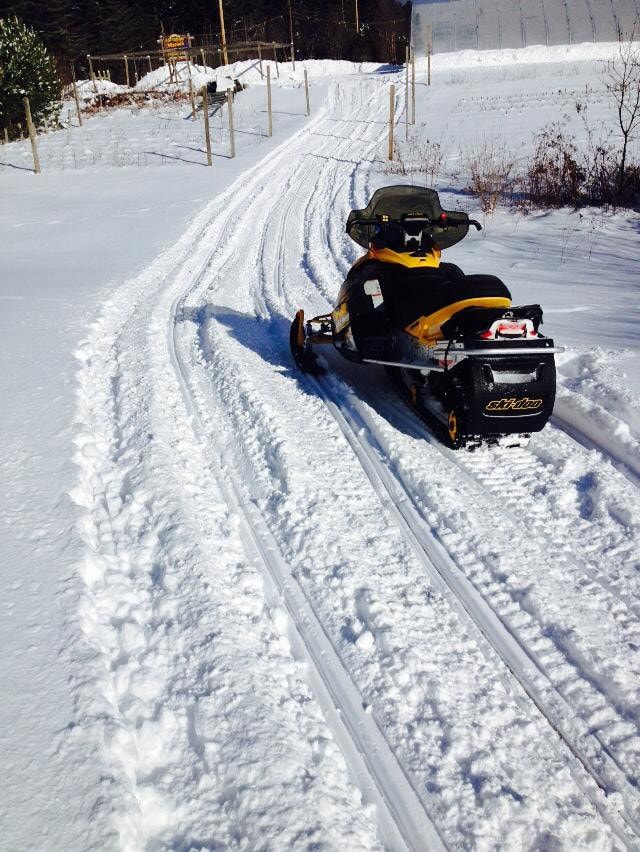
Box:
xmin=1 ymin=49 xmax=639 ymax=850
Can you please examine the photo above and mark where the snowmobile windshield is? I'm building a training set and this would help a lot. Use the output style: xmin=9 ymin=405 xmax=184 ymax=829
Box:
xmin=346 ymin=185 xmax=470 ymax=251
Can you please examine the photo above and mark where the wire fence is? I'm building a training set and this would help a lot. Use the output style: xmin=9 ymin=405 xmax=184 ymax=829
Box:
xmin=412 ymin=0 xmax=640 ymax=55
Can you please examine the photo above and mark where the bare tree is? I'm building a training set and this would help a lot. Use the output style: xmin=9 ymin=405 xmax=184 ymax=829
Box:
xmin=604 ymin=28 xmax=640 ymax=194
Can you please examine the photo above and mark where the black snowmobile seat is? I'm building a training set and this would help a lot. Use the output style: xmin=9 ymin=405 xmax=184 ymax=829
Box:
xmin=383 ymin=267 xmax=511 ymax=335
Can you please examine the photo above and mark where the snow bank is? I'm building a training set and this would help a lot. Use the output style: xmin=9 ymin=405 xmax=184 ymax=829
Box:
xmin=424 ymin=40 xmax=634 ymax=71
xmin=134 ymin=58 xmax=387 ymax=94
xmin=72 ymin=79 xmax=127 ymax=99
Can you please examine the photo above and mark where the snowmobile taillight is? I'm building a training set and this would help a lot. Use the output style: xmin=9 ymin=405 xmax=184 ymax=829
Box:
xmin=482 ymin=318 xmax=537 ymax=340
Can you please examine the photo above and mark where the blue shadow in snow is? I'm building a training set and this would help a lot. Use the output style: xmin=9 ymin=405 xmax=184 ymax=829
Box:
xmin=176 ymin=304 xmax=427 ymax=443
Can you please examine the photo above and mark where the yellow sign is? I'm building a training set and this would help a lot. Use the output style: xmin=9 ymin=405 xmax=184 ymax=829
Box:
xmin=162 ymin=34 xmax=190 ymax=61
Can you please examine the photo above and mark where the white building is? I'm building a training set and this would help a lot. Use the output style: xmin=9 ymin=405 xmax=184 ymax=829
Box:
xmin=411 ymin=0 xmax=640 ymax=54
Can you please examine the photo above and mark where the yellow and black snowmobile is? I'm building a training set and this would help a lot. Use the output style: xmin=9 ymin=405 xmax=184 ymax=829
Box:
xmin=290 ymin=185 xmax=561 ymax=448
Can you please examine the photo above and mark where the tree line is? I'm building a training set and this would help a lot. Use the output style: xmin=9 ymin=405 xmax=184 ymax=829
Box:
xmin=0 ymin=0 xmax=411 ymax=76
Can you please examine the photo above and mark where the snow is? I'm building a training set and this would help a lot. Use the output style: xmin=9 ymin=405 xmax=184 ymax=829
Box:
xmin=1 ymin=46 xmax=639 ymax=850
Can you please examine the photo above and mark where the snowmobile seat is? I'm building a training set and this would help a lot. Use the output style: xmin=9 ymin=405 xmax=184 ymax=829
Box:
xmin=384 ymin=269 xmax=512 ymax=342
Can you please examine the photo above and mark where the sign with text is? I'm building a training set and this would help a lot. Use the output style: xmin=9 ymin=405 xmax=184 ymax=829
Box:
xmin=161 ymin=34 xmax=190 ymax=61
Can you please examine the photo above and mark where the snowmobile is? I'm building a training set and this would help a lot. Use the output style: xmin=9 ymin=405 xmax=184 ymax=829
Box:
xmin=290 ymin=185 xmax=562 ymax=448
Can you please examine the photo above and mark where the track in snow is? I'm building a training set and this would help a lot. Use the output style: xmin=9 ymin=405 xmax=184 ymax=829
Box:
xmin=74 ymin=72 xmax=640 ymax=850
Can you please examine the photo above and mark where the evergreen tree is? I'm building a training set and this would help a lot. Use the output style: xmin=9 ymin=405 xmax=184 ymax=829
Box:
xmin=0 ymin=15 xmax=61 ymax=136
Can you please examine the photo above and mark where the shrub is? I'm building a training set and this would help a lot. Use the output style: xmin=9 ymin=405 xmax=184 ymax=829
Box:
xmin=521 ymin=121 xmax=640 ymax=208
xmin=385 ymin=135 xmax=445 ymax=187
xmin=462 ymin=137 xmax=515 ymax=213
xmin=522 ymin=124 xmax=585 ymax=207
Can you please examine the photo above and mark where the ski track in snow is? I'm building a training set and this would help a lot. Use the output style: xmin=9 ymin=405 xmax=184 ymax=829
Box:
xmin=72 ymin=72 xmax=640 ymax=850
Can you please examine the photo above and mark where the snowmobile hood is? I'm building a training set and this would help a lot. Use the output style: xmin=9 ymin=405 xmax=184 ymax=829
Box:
xmin=368 ymin=245 xmax=442 ymax=269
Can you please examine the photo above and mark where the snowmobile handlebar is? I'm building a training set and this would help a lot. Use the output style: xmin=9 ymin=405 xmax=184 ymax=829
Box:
xmin=350 ymin=214 xmax=482 ymax=232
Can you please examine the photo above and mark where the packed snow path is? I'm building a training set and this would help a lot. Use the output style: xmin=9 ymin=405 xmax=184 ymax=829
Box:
xmin=73 ymin=75 xmax=640 ymax=849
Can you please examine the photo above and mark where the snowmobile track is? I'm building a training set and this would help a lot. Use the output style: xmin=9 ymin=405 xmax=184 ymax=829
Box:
xmin=170 ymin=264 xmax=448 ymax=852
xmin=162 ymin=97 xmax=449 ymax=851
xmin=312 ymin=372 xmax=640 ymax=848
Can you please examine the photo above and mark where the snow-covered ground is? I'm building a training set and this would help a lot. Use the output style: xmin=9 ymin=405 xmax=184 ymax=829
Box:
xmin=1 ymin=49 xmax=639 ymax=850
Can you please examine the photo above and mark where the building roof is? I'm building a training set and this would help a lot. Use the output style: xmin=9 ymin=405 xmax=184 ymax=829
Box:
xmin=411 ymin=0 xmax=640 ymax=54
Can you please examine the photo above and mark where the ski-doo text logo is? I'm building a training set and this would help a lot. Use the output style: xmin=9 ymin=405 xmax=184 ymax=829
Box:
xmin=486 ymin=397 xmax=543 ymax=412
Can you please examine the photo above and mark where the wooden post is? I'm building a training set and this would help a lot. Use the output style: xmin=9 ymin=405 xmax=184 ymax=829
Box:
xmin=147 ymin=54 xmax=152 ymax=73
xmin=23 ymin=97 xmax=41 ymax=174
xmin=124 ymin=55 xmax=130 ymax=88
xmin=427 ymin=25 xmax=432 ymax=86
xmin=405 ymin=45 xmax=409 ymax=141
xmin=200 ymin=48 xmax=206 ymax=67
xmin=87 ymin=54 xmax=97 ymax=93
xmin=304 ymin=68 xmax=310 ymax=116
xmin=201 ymin=87 xmax=212 ymax=165
xmin=258 ymin=43 xmax=264 ymax=79
xmin=288 ymin=0 xmax=296 ymax=70
xmin=267 ymin=65 xmax=273 ymax=137
xmin=218 ymin=0 xmax=229 ymax=65
xmin=355 ymin=0 xmax=360 ymax=32
xmin=388 ymin=84 xmax=395 ymax=160
xmin=273 ymin=42 xmax=280 ymax=77
xmin=72 ymin=80 xmax=83 ymax=126
xmin=3 ymin=128 xmax=8 ymax=143
xmin=411 ymin=48 xmax=416 ymax=124
xmin=227 ymin=89 xmax=235 ymax=157
xmin=189 ymin=77 xmax=196 ymax=119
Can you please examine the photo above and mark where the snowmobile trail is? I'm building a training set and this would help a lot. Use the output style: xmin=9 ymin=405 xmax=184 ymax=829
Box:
xmin=294 ymin=164 xmax=640 ymax=843
xmin=72 ymin=92 xmax=395 ymax=850
xmin=184 ymin=82 xmax=634 ymax=849
xmin=167 ymin=94 xmax=447 ymax=851
xmin=74 ymin=72 xmax=640 ymax=850
xmin=311 ymin=370 xmax=640 ymax=847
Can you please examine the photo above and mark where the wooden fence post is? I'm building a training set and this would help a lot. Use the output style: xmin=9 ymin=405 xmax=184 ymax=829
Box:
xmin=411 ymin=48 xmax=416 ymax=124
xmin=87 ymin=54 xmax=97 ymax=93
xmin=200 ymin=48 xmax=206 ymax=67
xmin=258 ymin=43 xmax=264 ymax=79
xmin=304 ymin=68 xmax=310 ymax=116
xmin=227 ymin=89 xmax=236 ymax=158
xmin=3 ymin=128 xmax=8 ymax=143
xmin=23 ymin=97 xmax=41 ymax=174
xmin=291 ymin=42 xmax=296 ymax=71
xmin=201 ymin=87 xmax=212 ymax=165
xmin=427 ymin=25 xmax=432 ymax=86
xmin=273 ymin=42 xmax=280 ymax=77
xmin=267 ymin=65 xmax=273 ymax=137
xmin=388 ymin=84 xmax=395 ymax=160
xmin=405 ymin=45 xmax=410 ymax=141
xmin=72 ymin=80 xmax=83 ymax=126
xmin=189 ymin=77 xmax=196 ymax=119
xmin=124 ymin=55 xmax=130 ymax=87
xmin=147 ymin=54 xmax=152 ymax=73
